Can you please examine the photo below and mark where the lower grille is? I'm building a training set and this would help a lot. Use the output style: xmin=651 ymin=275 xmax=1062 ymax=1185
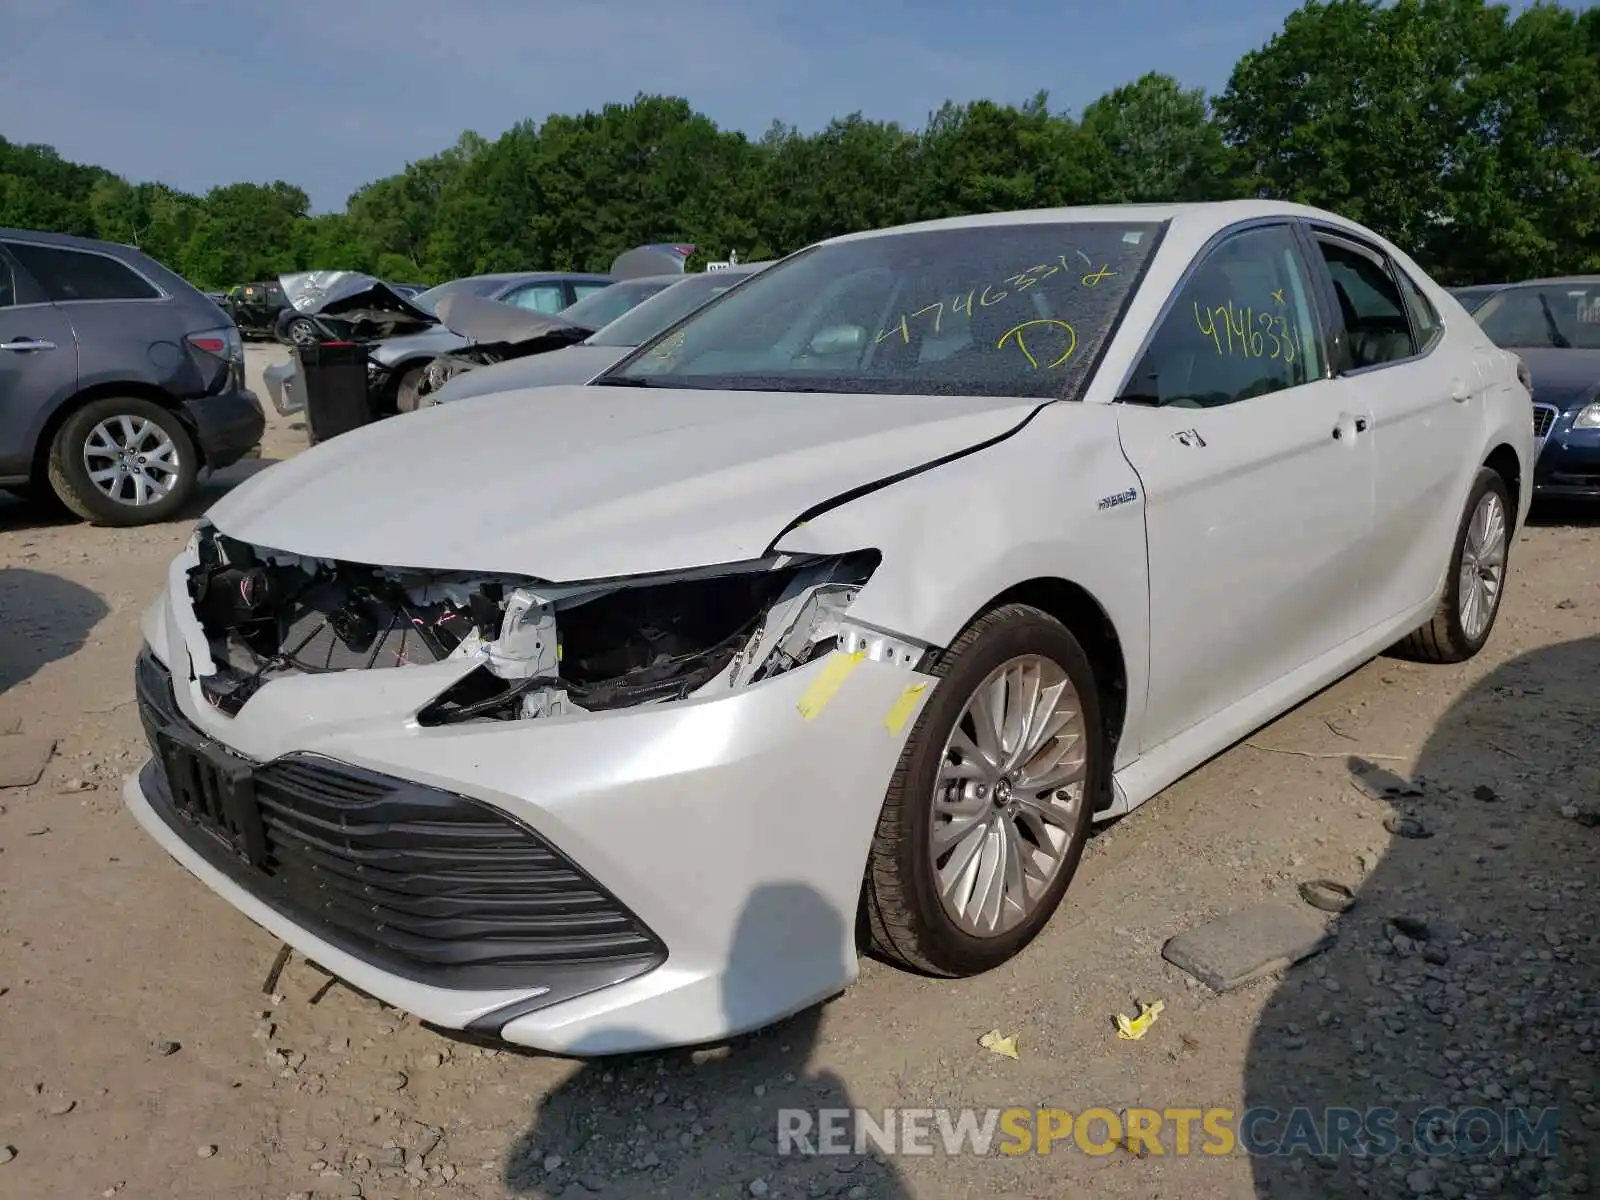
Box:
xmin=1549 ymin=471 xmax=1600 ymax=488
xmin=134 ymin=650 xmax=665 ymax=990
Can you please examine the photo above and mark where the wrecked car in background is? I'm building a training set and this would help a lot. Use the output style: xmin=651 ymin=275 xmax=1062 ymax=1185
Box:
xmin=272 ymin=270 xmax=441 ymax=347
xmin=423 ymin=261 xmax=772 ymax=405
xmin=376 ymin=272 xmax=671 ymax=412
xmin=261 ymin=245 xmax=703 ymax=419
xmin=405 ymin=274 xmax=691 ymax=405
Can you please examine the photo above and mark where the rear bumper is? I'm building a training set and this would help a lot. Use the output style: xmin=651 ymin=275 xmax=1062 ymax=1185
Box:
xmin=183 ymin=386 xmax=265 ymax=470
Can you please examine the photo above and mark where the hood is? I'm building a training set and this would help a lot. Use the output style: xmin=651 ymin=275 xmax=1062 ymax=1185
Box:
xmin=431 ymin=344 xmax=631 ymax=404
xmin=609 ymin=243 xmax=695 ymax=280
xmin=203 ymin=384 xmax=1042 ymax=581
xmin=435 ymin=292 xmax=588 ymax=345
xmin=280 ymin=270 xmax=435 ymax=322
xmin=1517 ymin=347 xmax=1600 ymax=411
xmin=281 ymin=271 xmax=437 ymax=341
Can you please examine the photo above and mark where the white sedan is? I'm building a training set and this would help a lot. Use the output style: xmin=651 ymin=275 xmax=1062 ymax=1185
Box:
xmin=124 ymin=201 xmax=1532 ymax=1054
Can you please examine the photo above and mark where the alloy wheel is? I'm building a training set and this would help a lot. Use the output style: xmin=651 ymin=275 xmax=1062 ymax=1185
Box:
xmin=1458 ymin=489 xmax=1506 ymax=641
xmin=928 ymin=654 xmax=1088 ymax=938
xmin=82 ymin=415 xmax=182 ymax=507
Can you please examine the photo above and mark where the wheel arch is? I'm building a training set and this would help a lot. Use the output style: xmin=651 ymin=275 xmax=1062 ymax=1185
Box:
xmin=958 ymin=576 xmax=1130 ymax=786
xmin=30 ymin=381 xmax=197 ymax=485
xmin=1481 ymin=442 xmax=1522 ymax=527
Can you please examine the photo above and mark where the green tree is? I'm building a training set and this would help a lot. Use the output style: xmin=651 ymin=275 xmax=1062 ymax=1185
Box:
xmin=1080 ymin=73 xmax=1239 ymax=203
xmin=8 ymin=5 xmax=1599 ymax=293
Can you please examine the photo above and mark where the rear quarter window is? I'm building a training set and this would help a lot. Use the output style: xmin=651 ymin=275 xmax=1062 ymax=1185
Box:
xmin=6 ymin=243 xmax=162 ymax=302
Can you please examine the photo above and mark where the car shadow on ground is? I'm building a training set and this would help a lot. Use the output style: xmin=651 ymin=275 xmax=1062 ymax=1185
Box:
xmin=0 ymin=567 xmax=109 ymax=693
xmin=495 ymin=883 xmax=913 ymax=1199
xmin=1525 ymin=499 xmax=1600 ymax=528
xmin=1245 ymin=636 xmax=1599 ymax=1198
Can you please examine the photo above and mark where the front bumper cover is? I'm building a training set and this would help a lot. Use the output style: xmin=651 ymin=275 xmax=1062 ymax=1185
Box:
xmin=1533 ymin=414 xmax=1600 ymax=498
xmin=125 ymin=569 xmax=934 ymax=1054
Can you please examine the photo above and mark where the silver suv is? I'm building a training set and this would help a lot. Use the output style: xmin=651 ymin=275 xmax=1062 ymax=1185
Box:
xmin=0 ymin=229 xmax=264 ymax=526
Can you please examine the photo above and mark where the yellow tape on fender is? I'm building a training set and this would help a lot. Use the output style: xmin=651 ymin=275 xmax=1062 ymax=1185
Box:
xmin=795 ymin=651 xmax=865 ymax=720
xmin=883 ymin=683 xmax=929 ymax=736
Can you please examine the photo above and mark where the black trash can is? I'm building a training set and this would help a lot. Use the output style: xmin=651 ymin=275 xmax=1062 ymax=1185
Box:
xmin=294 ymin=341 xmax=375 ymax=445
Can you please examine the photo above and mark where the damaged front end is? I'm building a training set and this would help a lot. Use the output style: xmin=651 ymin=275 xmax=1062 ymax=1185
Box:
xmin=184 ymin=524 xmax=915 ymax=723
xmin=410 ymin=293 xmax=595 ymax=403
xmin=279 ymin=270 xmax=438 ymax=342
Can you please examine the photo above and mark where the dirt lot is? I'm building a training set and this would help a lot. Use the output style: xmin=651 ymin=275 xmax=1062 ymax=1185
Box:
xmin=1 ymin=344 xmax=1596 ymax=1200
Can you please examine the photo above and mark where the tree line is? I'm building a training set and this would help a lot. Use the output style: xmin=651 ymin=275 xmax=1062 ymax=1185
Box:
xmin=2 ymin=0 xmax=1596 ymax=290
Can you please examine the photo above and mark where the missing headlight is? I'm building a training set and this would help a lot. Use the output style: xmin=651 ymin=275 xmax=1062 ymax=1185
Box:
xmin=185 ymin=526 xmax=535 ymax=715
xmin=421 ymin=550 xmax=884 ymax=724
xmin=185 ymin=525 xmax=891 ymax=723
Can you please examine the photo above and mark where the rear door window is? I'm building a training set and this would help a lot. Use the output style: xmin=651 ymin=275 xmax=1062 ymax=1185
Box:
xmin=5 ymin=243 xmax=162 ymax=302
xmin=1311 ymin=235 xmax=1418 ymax=368
xmin=1395 ymin=267 xmax=1441 ymax=352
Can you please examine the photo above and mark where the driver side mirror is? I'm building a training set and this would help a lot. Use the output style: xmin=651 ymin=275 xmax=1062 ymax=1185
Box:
xmin=807 ymin=325 xmax=864 ymax=356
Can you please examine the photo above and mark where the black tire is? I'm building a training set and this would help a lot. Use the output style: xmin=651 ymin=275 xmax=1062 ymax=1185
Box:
xmin=393 ymin=365 xmax=426 ymax=414
xmin=1393 ymin=467 xmax=1512 ymax=663
xmin=286 ymin=317 xmax=317 ymax=347
xmin=863 ymin=603 xmax=1105 ymax=977
xmin=46 ymin=396 xmax=199 ymax=526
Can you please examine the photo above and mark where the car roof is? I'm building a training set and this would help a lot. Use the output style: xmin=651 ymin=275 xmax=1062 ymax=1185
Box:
xmin=0 ymin=226 xmax=140 ymax=255
xmin=818 ymin=200 xmax=1390 ymax=246
xmin=1486 ymin=276 xmax=1600 ymax=288
xmin=463 ymin=271 xmax=614 ymax=284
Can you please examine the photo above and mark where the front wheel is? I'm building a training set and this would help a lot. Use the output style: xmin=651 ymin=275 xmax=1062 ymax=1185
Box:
xmin=46 ymin=397 xmax=199 ymax=526
xmin=286 ymin=317 xmax=317 ymax=346
xmin=863 ymin=604 xmax=1104 ymax=977
xmin=1393 ymin=467 xmax=1512 ymax=663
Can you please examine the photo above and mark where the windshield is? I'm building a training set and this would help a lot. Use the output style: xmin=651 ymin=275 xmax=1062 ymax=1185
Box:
xmin=559 ymin=278 xmax=675 ymax=332
xmin=600 ymin=222 xmax=1164 ymax=398
xmin=411 ymin=276 xmax=507 ymax=316
xmin=1473 ymin=282 xmax=1600 ymax=349
xmin=1450 ymin=286 xmax=1501 ymax=314
xmin=587 ymin=270 xmax=759 ymax=347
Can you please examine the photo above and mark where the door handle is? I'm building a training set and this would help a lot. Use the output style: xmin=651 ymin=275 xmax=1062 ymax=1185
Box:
xmin=1449 ymin=377 xmax=1471 ymax=402
xmin=0 ymin=338 xmax=57 ymax=352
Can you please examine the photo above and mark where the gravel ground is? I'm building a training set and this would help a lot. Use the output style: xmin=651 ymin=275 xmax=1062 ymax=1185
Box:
xmin=0 ymin=345 xmax=1595 ymax=1199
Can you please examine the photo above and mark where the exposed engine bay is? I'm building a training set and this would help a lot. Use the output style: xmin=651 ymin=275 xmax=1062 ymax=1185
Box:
xmin=184 ymin=526 xmax=898 ymax=723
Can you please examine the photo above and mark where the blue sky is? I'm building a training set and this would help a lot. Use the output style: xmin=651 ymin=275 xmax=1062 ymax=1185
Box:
xmin=0 ymin=0 xmax=1456 ymax=211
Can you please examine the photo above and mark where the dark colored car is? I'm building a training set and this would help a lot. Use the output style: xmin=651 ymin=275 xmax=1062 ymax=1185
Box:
xmin=0 ymin=228 xmax=264 ymax=525
xmin=226 ymin=280 xmax=293 ymax=340
xmin=1448 ymin=284 xmax=1507 ymax=314
xmin=1461 ymin=276 xmax=1600 ymax=499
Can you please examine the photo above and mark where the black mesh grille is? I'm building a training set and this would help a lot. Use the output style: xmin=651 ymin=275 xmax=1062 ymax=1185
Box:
xmin=134 ymin=650 xmax=665 ymax=989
